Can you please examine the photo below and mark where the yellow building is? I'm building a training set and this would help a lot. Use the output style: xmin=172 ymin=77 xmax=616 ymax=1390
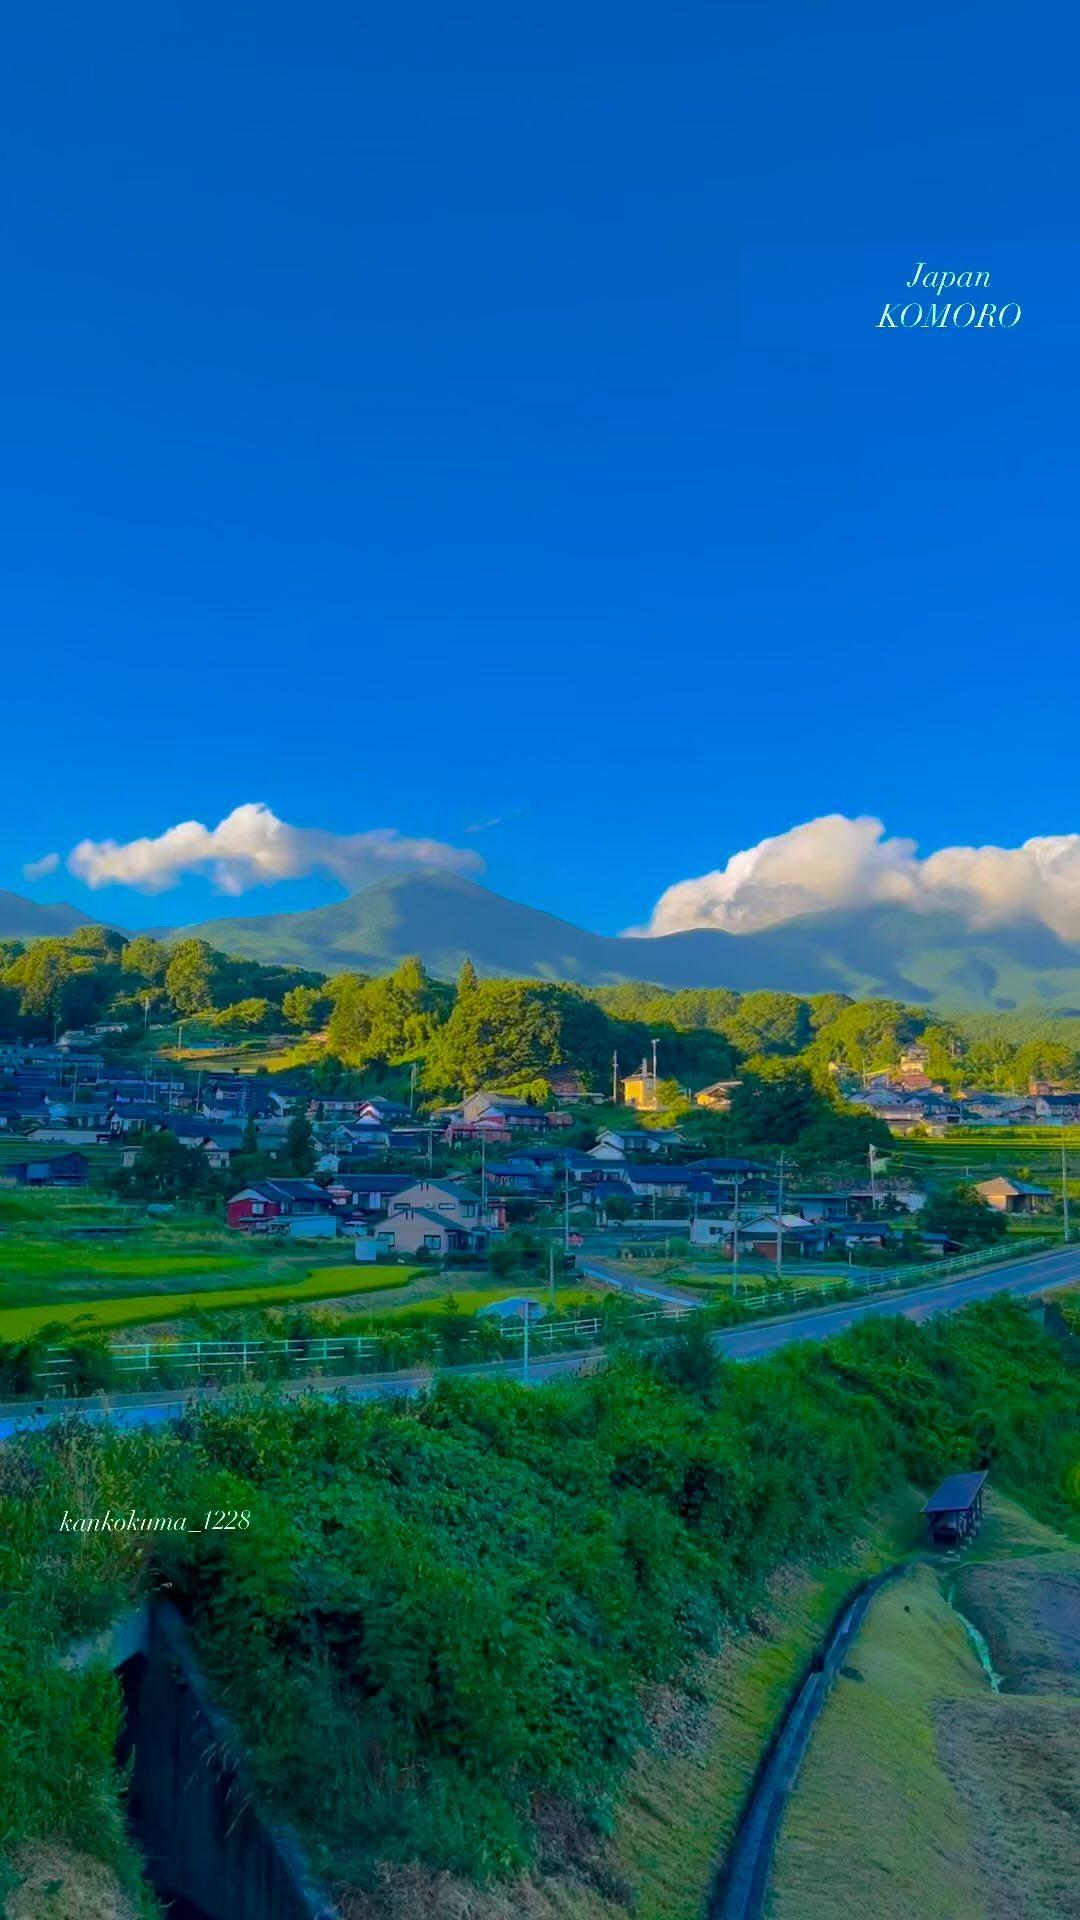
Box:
xmin=694 ymin=1079 xmax=741 ymax=1112
xmin=622 ymin=1068 xmax=660 ymax=1111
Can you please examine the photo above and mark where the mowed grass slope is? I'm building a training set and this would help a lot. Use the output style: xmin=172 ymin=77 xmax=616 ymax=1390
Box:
xmin=769 ymin=1497 xmax=1080 ymax=1920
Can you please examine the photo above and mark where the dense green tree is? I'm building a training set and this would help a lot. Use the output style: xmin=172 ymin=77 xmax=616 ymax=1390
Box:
xmin=727 ymin=1059 xmax=820 ymax=1146
xmin=282 ymin=985 xmax=331 ymax=1031
xmin=327 ymin=959 xmax=447 ymax=1068
xmin=165 ymin=939 xmax=224 ymax=1014
xmin=1 ymin=940 xmax=116 ymax=1032
xmin=1010 ymin=1039 xmax=1080 ymax=1090
xmin=211 ymin=998 xmax=274 ymax=1032
xmin=921 ymin=1184 xmax=1008 ymax=1248
xmin=111 ymin=1129 xmax=215 ymax=1198
xmin=68 ymin=924 xmax=126 ymax=959
xmin=281 ymin=1114 xmax=316 ymax=1175
xmin=120 ymin=934 xmax=171 ymax=982
xmin=808 ymin=999 xmax=922 ymax=1074
xmin=425 ymin=980 xmax=611 ymax=1095
xmin=792 ymin=1102 xmax=892 ymax=1173
xmin=653 ymin=1076 xmax=692 ymax=1120
xmin=806 ymin=992 xmax=854 ymax=1031
xmin=720 ymin=990 xmax=812 ymax=1058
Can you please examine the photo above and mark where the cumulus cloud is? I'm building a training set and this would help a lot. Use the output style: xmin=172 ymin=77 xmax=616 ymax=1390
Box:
xmin=22 ymin=852 xmax=61 ymax=881
xmin=637 ymin=814 xmax=1080 ymax=943
xmin=65 ymin=803 xmax=484 ymax=896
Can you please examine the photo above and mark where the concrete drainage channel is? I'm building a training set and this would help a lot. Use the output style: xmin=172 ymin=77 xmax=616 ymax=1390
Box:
xmin=67 ymin=1602 xmax=339 ymax=1920
xmin=709 ymin=1567 xmax=902 ymax=1920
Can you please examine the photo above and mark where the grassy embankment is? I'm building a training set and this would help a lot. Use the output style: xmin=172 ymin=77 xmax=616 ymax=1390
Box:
xmin=768 ymin=1495 xmax=1080 ymax=1920
xmin=1 ymin=1300 xmax=1078 ymax=1917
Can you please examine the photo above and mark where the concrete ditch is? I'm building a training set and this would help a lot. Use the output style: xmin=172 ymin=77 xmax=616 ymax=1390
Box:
xmin=709 ymin=1567 xmax=901 ymax=1920
xmin=68 ymin=1601 xmax=339 ymax=1920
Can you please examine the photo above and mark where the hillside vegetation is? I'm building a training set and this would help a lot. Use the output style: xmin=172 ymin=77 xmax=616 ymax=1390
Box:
xmin=2 ymin=1299 xmax=1078 ymax=1915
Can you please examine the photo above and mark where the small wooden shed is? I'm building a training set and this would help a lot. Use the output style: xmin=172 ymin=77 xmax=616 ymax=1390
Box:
xmin=922 ymin=1470 xmax=988 ymax=1545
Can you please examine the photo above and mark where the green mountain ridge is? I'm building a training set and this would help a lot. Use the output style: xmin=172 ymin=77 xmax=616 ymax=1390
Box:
xmin=0 ymin=891 xmax=93 ymax=941
xmin=173 ymin=871 xmax=1080 ymax=1010
xmin=7 ymin=873 xmax=1080 ymax=1008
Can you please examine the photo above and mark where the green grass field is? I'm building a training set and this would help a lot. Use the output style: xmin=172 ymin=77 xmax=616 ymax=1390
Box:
xmin=0 ymin=1190 xmax=405 ymax=1324
xmin=0 ymin=1265 xmax=420 ymax=1341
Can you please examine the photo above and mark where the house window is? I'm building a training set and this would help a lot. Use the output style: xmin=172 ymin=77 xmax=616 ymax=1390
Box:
xmin=423 ymin=1233 xmax=442 ymax=1250
xmin=250 ymin=1201 xmax=264 ymax=1215
xmin=377 ymin=1230 xmax=395 ymax=1247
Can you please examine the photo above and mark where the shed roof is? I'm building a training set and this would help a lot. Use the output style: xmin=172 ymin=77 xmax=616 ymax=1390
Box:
xmin=922 ymin=1470 xmax=988 ymax=1515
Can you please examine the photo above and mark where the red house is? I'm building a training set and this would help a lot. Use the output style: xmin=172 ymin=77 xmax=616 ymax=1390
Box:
xmin=227 ymin=1179 xmax=334 ymax=1232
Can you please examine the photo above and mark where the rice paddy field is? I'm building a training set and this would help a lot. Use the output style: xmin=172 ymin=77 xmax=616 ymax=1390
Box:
xmin=0 ymin=1190 xmax=426 ymax=1338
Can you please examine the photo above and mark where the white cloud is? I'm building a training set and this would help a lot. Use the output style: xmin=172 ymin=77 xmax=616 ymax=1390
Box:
xmin=22 ymin=852 xmax=61 ymax=881
xmin=65 ymin=803 xmax=484 ymax=896
xmin=637 ymin=814 xmax=1080 ymax=943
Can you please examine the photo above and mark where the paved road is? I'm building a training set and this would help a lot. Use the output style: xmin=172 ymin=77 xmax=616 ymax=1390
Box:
xmin=2 ymin=1243 xmax=1076 ymax=1441
xmin=712 ymin=1240 xmax=1080 ymax=1360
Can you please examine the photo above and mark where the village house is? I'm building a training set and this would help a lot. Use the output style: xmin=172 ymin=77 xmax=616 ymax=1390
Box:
xmin=1032 ymin=1091 xmax=1080 ymax=1124
xmin=314 ymin=1120 xmax=391 ymax=1164
xmin=974 ymin=1176 xmax=1053 ymax=1215
xmin=956 ymin=1092 xmax=1036 ymax=1125
xmin=502 ymin=1146 xmax=598 ymax=1183
xmin=342 ymin=1097 xmax=410 ymax=1125
xmin=588 ymin=1127 xmax=681 ymax=1162
xmin=460 ymin=1091 xmax=555 ymax=1131
xmin=693 ymin=1080 xmax=741 ymax=1112
xmin=121 ymin=1121 xmax=245 ymax=1172
xmin=324 ymin=1171 xmax=417 ymax=1216
xmin=0 ymin=1151 xmax=90 ymax=1188
xmin=375 ymin=1176 xmax=503 ymax=1255
xmin=618 ymin=1163 xmax=719 ymax=1206
xmin=690 ymin=1212 xmax=827 ymax=1258
xmin=485 ymin=1162 xmax=550 ymax=1196
xmin=537 ymin=1066 xmax=600 ymax=1105
xmin=789 ymin=1189 xmax=856 ymax=1222
xmin=621 ymin=1061 xmax=661 ymax=1110
xmin=226 ymin=1179 xmax=336 ymax=1233
xmin=686 ymin=1157 xmax=774 ymax=1200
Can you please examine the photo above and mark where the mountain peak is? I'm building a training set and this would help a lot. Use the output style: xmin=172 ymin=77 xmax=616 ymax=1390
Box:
xmin=173 ymin=873 xmax=1080 ymax=1009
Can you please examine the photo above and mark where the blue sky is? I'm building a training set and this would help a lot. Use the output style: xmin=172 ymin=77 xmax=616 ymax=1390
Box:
xmin=3 ymin=3 xmax=1076 ymax=936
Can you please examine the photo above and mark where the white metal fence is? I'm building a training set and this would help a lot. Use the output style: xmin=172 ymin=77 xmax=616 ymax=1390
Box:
xmin=32 ymin=1236 xmax=1055 ymax=1393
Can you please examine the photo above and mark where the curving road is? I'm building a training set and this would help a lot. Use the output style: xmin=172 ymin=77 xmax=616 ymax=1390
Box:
xmin=1 ymin=1242 xmax=1076 ymax=1441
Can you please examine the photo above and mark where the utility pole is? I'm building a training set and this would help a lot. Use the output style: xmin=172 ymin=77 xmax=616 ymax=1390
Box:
xmin=563 ymin=1159 xmax=571 ymax=1254
xmin=409 ymin=1061 xmax=418 ymax=1114
xmin=548 ymin=1239 xmax=555 ymax=1298
xmin=868 ymin=1143 xmax=880 ymax=1212
xmin=522 ymin=1302 xmax=530 ymax=1386
xmin=775 ymin=1151 xmax=786 ymax=1279
xmin=651 ymin=1037 xmax=659 ymax=1099
xmin=480 ymin=1135 xmax=487 ymax=1216
xmin=731 ymin=1174 xmax=741 ymax=1296
xmin=1063 ymin=1132 xmax=1071 ymax=1243
xmin=612 ymin=1049 xmax=620 ymax=1106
